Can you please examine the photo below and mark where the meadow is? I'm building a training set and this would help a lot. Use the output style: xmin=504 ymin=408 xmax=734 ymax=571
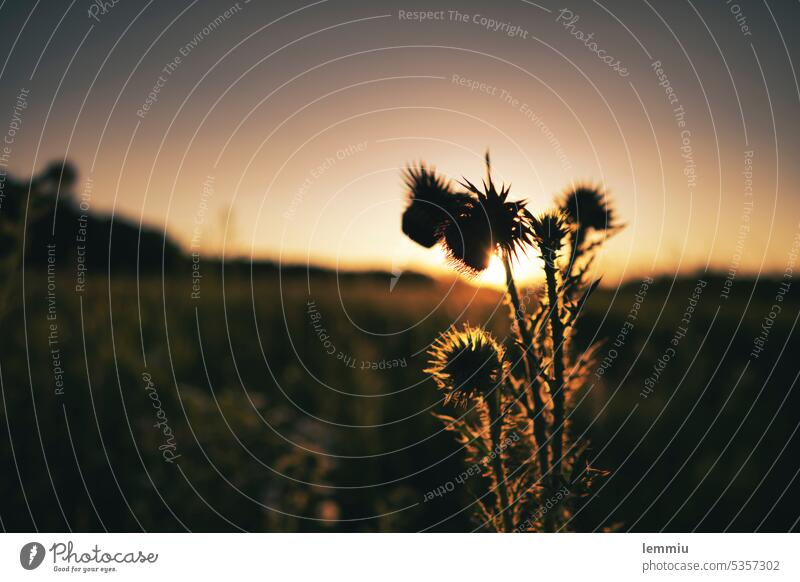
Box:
xmin=2 ymin=259 xmax=798 ymax=532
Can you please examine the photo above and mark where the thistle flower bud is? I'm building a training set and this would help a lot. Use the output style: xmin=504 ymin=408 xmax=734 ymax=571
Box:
xmin=401 ymin=164 xmax=472 ymax=248
xmin=530 ymin=210 xmax=569 ymax=258
xmin=441 ymin=204 xmax=493 ymax=275
xmin=425 ymin=325 xmax=507 ymax=406
xmin=561 ymin=184 xmax=617 ymax=232
xmin=439 ymin=152 xmax=535 ymax=275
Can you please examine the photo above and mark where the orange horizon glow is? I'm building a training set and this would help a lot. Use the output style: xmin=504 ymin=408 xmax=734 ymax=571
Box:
xmin=2 ymin=0 xmax=797 ymax=286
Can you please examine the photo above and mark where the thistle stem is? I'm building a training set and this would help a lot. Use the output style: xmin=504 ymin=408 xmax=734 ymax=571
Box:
xmin=543 ymin=249 xmax=567 ymax=489
xmin=565 ymin=227 xmax=584 ymax=281
xmin=502 ymin=254 xmax=551 ymax=487
xmin=487 ymin=389 xmax=513 ymax=533
xmin=502 ymin=254 xmax=532 ymax=379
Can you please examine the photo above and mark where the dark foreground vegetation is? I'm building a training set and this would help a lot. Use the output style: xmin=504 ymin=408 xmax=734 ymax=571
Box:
xmin=1 ymin=264 xmax=798 ymax=532
xmin=1 ymin=164 xmax=798 ymax=531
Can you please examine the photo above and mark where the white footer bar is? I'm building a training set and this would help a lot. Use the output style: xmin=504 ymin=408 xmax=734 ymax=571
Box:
xmin=1 ymin=533 xmax=796 ymax=581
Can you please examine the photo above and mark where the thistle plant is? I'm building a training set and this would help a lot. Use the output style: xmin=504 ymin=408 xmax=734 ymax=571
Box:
xmin=400 ymin=153 xmax=621 ymax=532
xmin=560 ymin=184 xmax=623 ymax=291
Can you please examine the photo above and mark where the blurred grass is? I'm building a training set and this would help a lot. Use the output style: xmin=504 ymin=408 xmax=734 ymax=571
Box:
xmin=1 ymin=263 xmax=798 ymax=531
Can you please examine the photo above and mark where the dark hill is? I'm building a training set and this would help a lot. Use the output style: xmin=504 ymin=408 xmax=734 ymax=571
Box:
xmin=1 ymin=160 xmax=181 ymax=274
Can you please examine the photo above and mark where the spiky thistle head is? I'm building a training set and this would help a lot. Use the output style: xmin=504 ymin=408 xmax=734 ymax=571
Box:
xmin=530 ymin=210 xmax=569 ymax=258
xmin=401 ymin=163 xmax=472 ymax=248
xmin=440 ymin=151 xmax=534 ymax=275
xmin=426 ymin=324 xmax=507 ymax=406
xmin=561 ymin=184 xmax=617 ymax=232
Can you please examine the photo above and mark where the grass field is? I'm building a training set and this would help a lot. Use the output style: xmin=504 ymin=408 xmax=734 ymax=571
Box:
xmin=1 ymin=261 xmax=799 ymax=531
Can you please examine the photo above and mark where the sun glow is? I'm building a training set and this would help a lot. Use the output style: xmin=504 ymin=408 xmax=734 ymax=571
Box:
xmin=476 ymin=253 xmax=546 ymax=289
xmin=477 ymin=255 xmax=508 ymax=289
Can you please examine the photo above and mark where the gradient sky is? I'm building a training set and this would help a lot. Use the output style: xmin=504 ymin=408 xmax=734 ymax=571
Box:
xmin=1 ymin=0 xmax=798 ymax=284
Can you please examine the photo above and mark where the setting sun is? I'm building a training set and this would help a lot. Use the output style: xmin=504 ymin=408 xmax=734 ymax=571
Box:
xmin=477 ymin=253 xmax=545 ymax=289
xmin=477 ymin=255 xmax=507 ymax=288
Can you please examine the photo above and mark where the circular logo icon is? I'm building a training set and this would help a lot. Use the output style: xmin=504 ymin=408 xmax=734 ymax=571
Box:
xmin=20 ymin=542 xmax=46 ymax=570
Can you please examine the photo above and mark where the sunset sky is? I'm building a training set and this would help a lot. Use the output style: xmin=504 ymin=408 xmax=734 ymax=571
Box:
xmin=1 ymin=0 xmax=798 ymax=284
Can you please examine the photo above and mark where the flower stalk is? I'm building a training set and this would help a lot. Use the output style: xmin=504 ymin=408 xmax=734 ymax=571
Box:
xmin=542 ymin=245 xmax=567 ymax=487
xmin=401 ymin=153 xmax=621 ymax=532
xmin=502 ymin=252 xmax=551 ymax=483
xmin=486 ymin=388 xmax=513 ymax=533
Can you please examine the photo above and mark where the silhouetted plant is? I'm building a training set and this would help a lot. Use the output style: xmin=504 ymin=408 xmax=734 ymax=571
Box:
xmin=401 ymin=163 xmax=472 ymax=249
xmin=560 ymin=184 xmax=623 ymax=287
xmin=401 ymin=152 xmax=623 ymax=531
